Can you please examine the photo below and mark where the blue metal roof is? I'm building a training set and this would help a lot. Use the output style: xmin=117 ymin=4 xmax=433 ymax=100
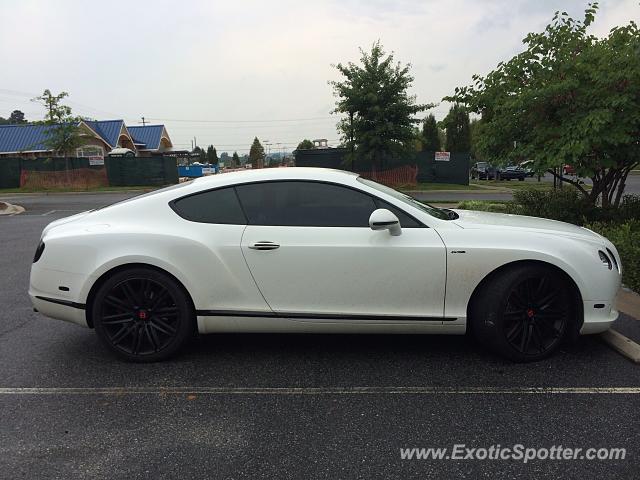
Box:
xmin=0 ymin=121 xmax=169 ymax=154
xmin=127 ymin=125 xmax=164 ymax=150
xmin=0 ymin=124 xmax=57 ymax=153
xmin=83 ymin=120 xmax=124 ymax=148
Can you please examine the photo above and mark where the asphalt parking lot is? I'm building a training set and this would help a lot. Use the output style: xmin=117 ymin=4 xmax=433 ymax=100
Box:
xmin=0 ymin=193 xmax=638 ymax=479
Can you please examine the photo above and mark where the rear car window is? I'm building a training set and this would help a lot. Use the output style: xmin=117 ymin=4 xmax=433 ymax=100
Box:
xmin=171 ymin=187 xmax=247 ymax=224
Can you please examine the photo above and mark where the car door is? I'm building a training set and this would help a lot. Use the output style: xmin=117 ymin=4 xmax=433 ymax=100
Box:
xmin=236 ymin=180 xmax=447 ymax=320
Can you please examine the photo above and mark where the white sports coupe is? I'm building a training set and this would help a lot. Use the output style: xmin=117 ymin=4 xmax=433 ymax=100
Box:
xmin=29 ymin=168 xmax=621 ymax=362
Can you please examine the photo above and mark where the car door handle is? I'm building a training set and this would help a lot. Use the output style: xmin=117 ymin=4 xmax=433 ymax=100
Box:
xmin=249 ymin=241 xmax=280 ymax=251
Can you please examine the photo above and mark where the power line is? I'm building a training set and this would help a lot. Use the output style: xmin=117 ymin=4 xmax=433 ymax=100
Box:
xmin=145 ymin=116 xmax=335 ymax=124
xmin=174 ymin=139 xmax=340 ymax=147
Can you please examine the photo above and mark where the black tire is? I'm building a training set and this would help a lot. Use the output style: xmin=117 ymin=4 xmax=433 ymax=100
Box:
xmin=92 ymin=267 xmax=194 ymax=362
xmin=470 ymin=264 xmax=576 ymax=362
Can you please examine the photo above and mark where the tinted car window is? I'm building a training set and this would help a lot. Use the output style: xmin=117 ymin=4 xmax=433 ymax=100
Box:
xmin=172 ymin=187 xmax=247 ymax=224
xmin=235 ymin=181 xmax=378 ymax=227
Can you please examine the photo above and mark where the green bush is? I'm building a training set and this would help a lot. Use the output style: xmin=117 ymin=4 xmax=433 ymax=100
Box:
xmin=511 ymin=190 xmax=640 ymax=226
xmin=586 ymin=220 xmax=640 ymax=292
xmin=510 ymin=188 xmax=598 ymax=225
xmin=619 ymin=194 xmax=640 ymax=221
xmin=456 ymin=200 xmax=510 ymax=213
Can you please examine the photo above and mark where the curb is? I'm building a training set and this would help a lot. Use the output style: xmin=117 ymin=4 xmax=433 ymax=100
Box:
xmin=600 ymin=329 xmax=640 ymax=363
xmin=0 ymin=190 xmax=151 ymax=197
xmin=0 ymin=202 xmax=25 ymax=215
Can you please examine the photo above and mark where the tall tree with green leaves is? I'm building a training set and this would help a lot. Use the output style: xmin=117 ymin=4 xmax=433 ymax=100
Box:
xmin=445 ymin=3 xmax=640 ymax=207
xmin=421 ymin=114 xmax=440 ymax=152
xmin=232 ymin=151 xmax=240 ymax=168
xmin=8 ymin=110 xmax=26 ymax=124
xmin=469 ymin=118 xmax=482 ymax=161
xmin=32 ymin=89 xmax=84 ymax=156
xmin=440 ymin=104 xmax=471 ymax=153
xmin=331 ymin=41 xmax=430 ymax=169
xmin=249 ymin=137 xmax=265 ymax=168
xmin=296 ymin=139 xmax=315 ymax=150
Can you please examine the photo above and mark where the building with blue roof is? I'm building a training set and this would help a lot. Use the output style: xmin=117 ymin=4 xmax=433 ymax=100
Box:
xmin=0 ymin=120 xmax=173 ymax=158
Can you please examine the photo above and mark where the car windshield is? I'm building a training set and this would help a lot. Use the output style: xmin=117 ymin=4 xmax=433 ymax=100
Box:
xmin=356 ymin=177 xmax=452 ymax=220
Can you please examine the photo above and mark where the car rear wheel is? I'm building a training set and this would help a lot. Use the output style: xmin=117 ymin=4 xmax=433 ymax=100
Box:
xmin=470 ymin=264 xmax=575 ymax=362
xmin=92 ymin=267 xmax=194 ymax=362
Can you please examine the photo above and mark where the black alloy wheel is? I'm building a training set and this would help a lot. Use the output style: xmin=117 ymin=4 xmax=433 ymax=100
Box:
xmin=470 ymin=264 xmax=576 ymax=362
xmin=502 ymin=275 xmax=568 ymax=357
xmin=93 ymin=268 xmax=194 ymax=362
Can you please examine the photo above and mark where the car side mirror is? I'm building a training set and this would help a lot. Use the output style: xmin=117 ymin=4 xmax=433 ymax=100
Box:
xmin=369 ymin=208 xmax=402 ymax=236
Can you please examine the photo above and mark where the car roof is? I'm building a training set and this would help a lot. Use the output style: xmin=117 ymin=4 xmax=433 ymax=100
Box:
xmin=190 ymin=167 xmax=358 ymax=188
xmin=94 ymin=168 xmax=364 ymax=214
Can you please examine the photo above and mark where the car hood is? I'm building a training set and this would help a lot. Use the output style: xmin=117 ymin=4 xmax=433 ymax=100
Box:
xmin=451 ymin=209 xmax=605 ymax=244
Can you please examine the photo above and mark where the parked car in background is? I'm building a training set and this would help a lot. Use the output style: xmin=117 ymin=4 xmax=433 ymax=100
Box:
xmin=563 ymin=164 xmax=576 ymax=176
xmin=497 ymin=165 xmax=526 ymax=181
xmin=470 ymin=162 xmax=496 ymax=180
xmin=519 ymin=160 xmax=537 ymax=177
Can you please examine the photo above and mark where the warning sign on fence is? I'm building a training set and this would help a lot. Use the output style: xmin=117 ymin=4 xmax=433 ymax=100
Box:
xmin=88 ymin=156 xmax=105 ymax=166
xmin=435 ymin=151 xmax=451 ymax=162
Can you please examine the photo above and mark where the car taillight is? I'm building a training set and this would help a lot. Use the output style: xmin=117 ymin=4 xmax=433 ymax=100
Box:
xmin=33 ymin=241 xmax=45 ymax=263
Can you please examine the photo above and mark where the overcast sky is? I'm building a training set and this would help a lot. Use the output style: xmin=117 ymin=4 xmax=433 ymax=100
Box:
xmin=1 ymin=0 xmax=638 ymax=153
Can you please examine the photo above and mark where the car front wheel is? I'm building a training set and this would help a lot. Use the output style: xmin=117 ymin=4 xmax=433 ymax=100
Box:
xmin=92 ymin=267 xmax=194 ymax=362
xmin=470 ymin=264 xmax=576 ymax=362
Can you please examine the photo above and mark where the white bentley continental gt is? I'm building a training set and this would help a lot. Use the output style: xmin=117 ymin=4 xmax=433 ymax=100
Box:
xmin=29 ymin=168 xmax=621 ymax=362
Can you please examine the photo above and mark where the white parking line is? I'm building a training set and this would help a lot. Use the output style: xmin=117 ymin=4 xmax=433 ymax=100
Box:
xmin=0 ymin=386 xmax=639 ymax=395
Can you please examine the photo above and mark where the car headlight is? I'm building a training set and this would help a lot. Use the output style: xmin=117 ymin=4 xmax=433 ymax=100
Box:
xmin=598 ymin=250 xmax=612 ymax=270
xmin=606 ymin=247 xmax=620 ymax=273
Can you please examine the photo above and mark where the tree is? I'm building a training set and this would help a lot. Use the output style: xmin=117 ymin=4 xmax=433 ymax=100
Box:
xmin=445 ymin=4 xmax=640 ymax=207
xmin=421 ymin=114 xmax=440 ymax=152
xmin=32 ymin=89 xmax=84 ymax=156
xmin=440 ymin=104 xmax=471 ymax=152
xmin=33 ymin=90 xmax=72 ymax=123
xmin=331 ymin=41 xmax=431 ymax=169
xmin=206 ymin=145 xmax=219 ymax=165
xmin=192 ymin=146 xmax=206 ymax=163
xmin=249 ymin=137 xmax=265 ymax=168
xmin=8 ymin=110 xmax=26 ymax=124
xmin=296 ymin=139 xmax=315 ymax=150
xmin=220 ymin=151 xmax=230 ymax=164
xmin=232 ymin=151 xmax=240 ymax=168
xmin=469 ymin=118 xmax=482 ymax=161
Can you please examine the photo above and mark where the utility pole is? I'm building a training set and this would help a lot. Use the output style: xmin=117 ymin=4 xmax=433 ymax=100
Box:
xmin=141 ymin=116 xmax=146 ymax=126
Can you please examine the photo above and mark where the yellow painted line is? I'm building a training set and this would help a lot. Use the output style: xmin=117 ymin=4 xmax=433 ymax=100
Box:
xmin=0 ymin=386 xmax=639 ymax=395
